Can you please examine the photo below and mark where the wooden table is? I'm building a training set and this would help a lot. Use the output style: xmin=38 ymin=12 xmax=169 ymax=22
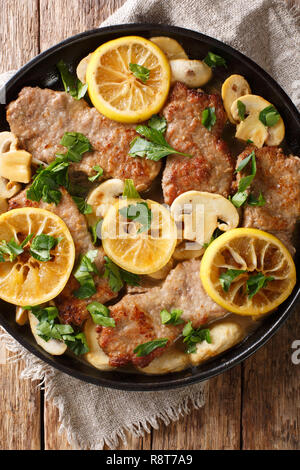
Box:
xmin=0 ymin=0 xmax=299 ymax=451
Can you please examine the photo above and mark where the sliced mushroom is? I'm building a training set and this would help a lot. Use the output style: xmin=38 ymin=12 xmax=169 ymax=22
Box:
xmin=170 ymin=59 xmax=212 ymax=87
xmin=0 ymin=131 xmax=18 ymax=153
xmin=170 ymin=191 xmax=239 ymax=246
xmin=231 ymin=94 xmax=285 ymax=147
xmin=83 ymin=318 xmax=113 ymax=370
xmin=86 ymin=178 xmax=124 ymax=226
xmin=28 ymin=311 xmax=67 ymax=355
xmin=76 ymin=53 xmax=92 ymax=84
xmin=138 ymin=344 xmax=190 ymax=374
xmin=15 ymin=306 xmax=28 ymax=326
xmin=0 ymin=150 xmax=32 ymax=183
xmin=221 ymin=74 xmax=251 ymax=124
xmin=190 ymin=321 xmax=244 ymax=365
xmin=0 ymin=177 xmax=21 ymax=199
xmin=150 ymin=36 xmax=188 ymax=60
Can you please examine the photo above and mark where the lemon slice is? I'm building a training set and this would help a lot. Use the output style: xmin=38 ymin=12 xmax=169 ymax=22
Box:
xmin=86 ymin=36 xmax=171 ymax=123
xmin=200 ymin=228 xmax=296 ymax=316
xmin=101 ymin=198 xmax=177 ymax=274
xmin=0 ymin=208 xmax=75 ymax=306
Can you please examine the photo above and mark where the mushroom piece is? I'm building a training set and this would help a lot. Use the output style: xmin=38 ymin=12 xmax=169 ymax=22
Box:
xmin=86 ymin=178 xmax=124 ymax=226
xmin=28 ymin=312 xmax=67 ymax=355
xmin=150 ymin=36 xmax=188 ymax=60
xmin=0 ymin=150 xmax=32 ymax=183
xmin=83 ymin=318 xmax=113 ymax=370
xmin=76 ymin=53 xmax=92 ymax=84
xmin=147 ymin=258 xmax=174 ymax=280
xmin=231 ymin=94 xmax=285 ymax=147
xmin=189 ymin=321 xmax=244 ymax=365
xmin=169 ymin=59 xmax=212 ymax=87
xmin=0 ymin=197 xmax=8 ymax=214
xmin=0 ymin=177 xmax=21 ymax=199
xmin=170 ymin=191 xmax=239 ymax=247
xmin=221 ymin=74 xmax=251 ymax=124
xmin=0 ymin=131 xmax=18 ymax=153
xmin=173 ymin=240 xmax=204 ymax=260
xmin=15 ymin=306 xmax=29 ymax=326
xmin=138 ymin=344 xmax=190 ymax=374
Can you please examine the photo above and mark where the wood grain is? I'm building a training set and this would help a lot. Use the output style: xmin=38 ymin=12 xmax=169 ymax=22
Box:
xmin=0 ymin=0 xmax=41 ymax=451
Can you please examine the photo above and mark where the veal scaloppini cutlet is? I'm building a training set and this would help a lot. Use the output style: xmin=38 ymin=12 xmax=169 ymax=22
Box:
xmin=234 ymin=146 xmax=300 ymax=253
xmin=8 ymin=188 xmax=117 ymax=325
xmin=162 ymin=82 xmax=234 ymax=205
xmin=6 ymin=87 xmax=161 ymax=191
xmin=99 ymin=258 xmax=227 ymax=368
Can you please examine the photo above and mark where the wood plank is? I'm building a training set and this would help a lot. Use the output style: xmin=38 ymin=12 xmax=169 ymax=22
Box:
xmin=39 ymin=0 xmax=126 ymax=52
xmin=242 ymin=312 xmax=300 ymax=449
xmin=151 ymin=367 xmax=241 ymax=450
xmin=0 ymin=0 xmax=39 ymax=73
xmin=0 ymin=0 xmax=41 ymax=451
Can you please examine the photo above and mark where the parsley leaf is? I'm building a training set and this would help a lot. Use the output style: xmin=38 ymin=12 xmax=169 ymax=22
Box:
xmin=219 ymin=269 xmax=247 ymax=292
xmin=57 ymin=59 xmax=88 ymax=100
xmin=73 ymin=250 xmax=99 ymax=299
xmin=29 ymin=234 xmax=61 ymax=262
xmin=72 ymin=196 xmax=93 ymax=214
xmin=103 ymin=256 xmax=140 ymax=293
xmin=0 ymin=234 xmax=35 ymax=262
xmin=27 ymin=132 xmax=92 ymax=205
xmin=201 ymin=106 xmax=216 ymax=131
xmin=148 ymin=115 xmax=167 ymax=133
xmin=160 ymin=309 xmax=184 ymax=326
xmin=87 ymin=301 xmax=115 ymax=328
xmin=89 ymin=219 xmax=102 ymax=245
xmin=203 ymin=51 xmax=227 ymax=68
xmin=133 ymin=338 xmax=169 ymax=357
xmin=230 ymin=151 xmax=263 ymax=208
xmin=88 ymin=165 xmax=103 ymax=182
xmin=182 ymin=322 xmax=211 ymax=354
xmin=129 ymin=63 xmax=150 ymax=83
xmin=119 ymin=201 xmax=152 ymax=234
xmin=259 ymin=105 xmax=280 ymax=127
xmin=28 ymin=305 xmax=89 ymax=355
xmin=246 ymin=272 xmax=274 ymax=299
xmin=129 ymin=122 xmax=193 ymax=161
xmin=237 ymin=100 xmax=246 ymax=121
xmin=247 ymin=192 xmax=266 ymax=207
xmin=122 ymin=179 xmax=140 ymax=199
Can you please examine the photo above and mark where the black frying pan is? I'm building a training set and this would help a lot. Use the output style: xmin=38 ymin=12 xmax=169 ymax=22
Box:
xmin=0 ymin=24 xmax=299 ymax=391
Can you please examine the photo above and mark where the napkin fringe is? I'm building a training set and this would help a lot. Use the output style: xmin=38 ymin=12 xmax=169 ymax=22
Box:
xmin=0 ymin=328 xmax=205 ymax=449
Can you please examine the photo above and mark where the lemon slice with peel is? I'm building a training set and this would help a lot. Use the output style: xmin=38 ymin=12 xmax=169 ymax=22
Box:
xmin=101 ymin=198 xmax=177 ymax=274
xmin=0 ymin=208 xmax=75 ymax=306
xmin=86 ymin=36 xmax=171 ymax=123
xmin=200 ymin=228 xmax=296 ymax=316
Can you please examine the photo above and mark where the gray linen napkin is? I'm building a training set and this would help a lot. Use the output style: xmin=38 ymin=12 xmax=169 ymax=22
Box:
xmin=0 ymin=0 xmax=299 ymax=450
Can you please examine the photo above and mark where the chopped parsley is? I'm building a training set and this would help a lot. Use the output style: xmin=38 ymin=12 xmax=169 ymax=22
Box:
xmin=230 ymin=151 xmax=265 ymax=208
xmin=122 ymin=179 xmax=140 ymax=199
xmin=219 ymin=269 xmax=247 ymax=292
xmin=88 ymin=165 xmax=103 ymax=182
xmin=87 ymin=301 xmax=115 ymax=328
xmin=259 ymin=105 xmax=280 ymax=127
xmin=182 ymin=322 xmax=211 ymax=354
xmin=89 ymin=219 xmax=102 ymax=245
xmin=160 ymin=308 xmax=184 ymax=326
xmin=129 ymin=115 xmax=193 ymax=161
xmin=29 ymin=234 xmax=62 ymax=262
xmin=72 ymin=196 xmax=92 ymax=215
xmin=246 ymin=272 xmax=274 ymax=299
xmin=26 ymin=305 xmax=89 ymax=355
xmin=27 ymin=132 xmax=92 ymax=206
xmin=133 ymin=338 xmax=169 ymax=357
xmin=103 ymin=256 xmax=140 ymax=293
xmin=237 ymin=100 xmax=246 ymax=121
xmin=0 ymin=234 xmax=33 ymax=262
xmin=73 ymin=250 xmax=99 ymax=299
xmin=129 ymin=63 xmax=150 ymax=83
xmin=203 ymin=51 xmax=227 ymax=68
xmin=119 ymin=201 xmax=152 ymax=234
xmin=201 ymin=106 xmax=216 ymax=131
xmin=57 ymin=59 xmax=88 ymax=100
